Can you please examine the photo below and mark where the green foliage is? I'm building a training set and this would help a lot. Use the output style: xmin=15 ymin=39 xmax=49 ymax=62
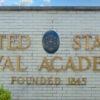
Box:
xmin=0 ymin=85 xmax=11 ymax=100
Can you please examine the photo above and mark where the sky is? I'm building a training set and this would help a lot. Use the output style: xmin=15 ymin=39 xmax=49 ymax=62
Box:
xmin=0 ymin=0 xmax=100 ymax=6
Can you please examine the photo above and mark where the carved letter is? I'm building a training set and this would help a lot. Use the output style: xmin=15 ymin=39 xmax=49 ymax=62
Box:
xmin=38 ymin=57 xmax=51 ymax=71
xmin=2 ymin=56 xmax=14 ymax=71
xmin=92 ymin=36 xmax=100 ymax=49
xmin=16 ymin=56 xmax=27 ymax=72
xmin=18 ymin=35 xmax=30 ymax=50
xmin=7 ymin=35 xmax=17 ymax=50
xmin=50 ymin=56 xmax=63 ymax=72
xmin=93 ymin=56 xmax=100 ymax=71
xmin=11 ymin=77 xmax=17 ymax=84
xmin=72 ymin=35 xmax=81 ymax=50
xmin=65 ymin=57 xmax=76 ymax=71
xmin=84 ymin=35 xmax=92 ymax=50
xmin=78 ymin=56 xmax=91 ymax=71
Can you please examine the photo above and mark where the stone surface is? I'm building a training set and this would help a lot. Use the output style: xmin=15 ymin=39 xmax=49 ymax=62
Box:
xmin=0 ymin=7 xmax=99 ymax=100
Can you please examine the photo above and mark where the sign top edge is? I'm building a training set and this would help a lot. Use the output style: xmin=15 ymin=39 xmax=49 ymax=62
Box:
xmin=0 ymin=6 xmax=100 ymax=11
